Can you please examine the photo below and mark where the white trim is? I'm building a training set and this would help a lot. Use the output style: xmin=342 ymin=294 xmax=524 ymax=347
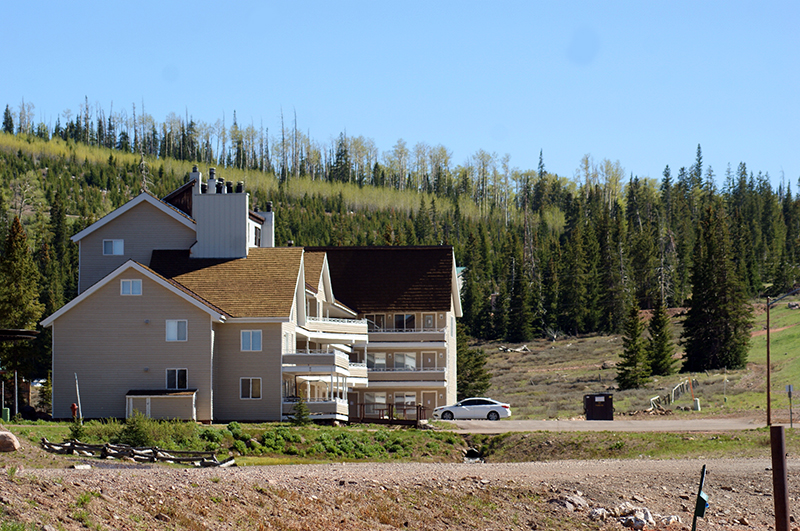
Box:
xmin=226 ymin=317 xmax=289 ymax=323
xmin=166 ymin=319 xmax=188 ymax=342
xmin=41 ymin=260 xmax=226 ymax=327
xmin=241 ymin=330 xmax=262 ymax=351
xmin=166 ymin=368 xmax=189 ymax=390
xmin=71 ymin=193 xmax=195 ymax=242
xmin=240 ymin=377 xmax=262 ymax=400
xmin=365 ymin=342 xmax=447 ymax=349
xmin=451 ymin=254 xmax=463 ymax=317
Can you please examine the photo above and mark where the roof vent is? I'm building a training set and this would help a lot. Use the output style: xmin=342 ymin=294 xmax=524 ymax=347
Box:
xmin=265 ymin=201 xmax=273 ymax=213
xmin=226 ymin=181 xmax=233 ymax=194
xmin=235 ymin=181 xmax=244 ymax=193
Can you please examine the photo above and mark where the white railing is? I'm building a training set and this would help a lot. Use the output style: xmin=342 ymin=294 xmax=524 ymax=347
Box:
xmin=283 ymin=397 xmax=347 ymax=404
xmin=369 ymin=327 xmax=446 ymax=333
xmin=306 ymin=316 xmax=368 ymax=325
xmin=367 ymin=367 xmax=446 ymax=372
xmin=285 ymin=350 xmax=350 ymax=364
xmin=349 ymin=362 xmax=368 ymax=370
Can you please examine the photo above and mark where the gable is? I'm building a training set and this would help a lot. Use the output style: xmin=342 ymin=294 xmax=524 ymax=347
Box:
xmin=71 ymin=193 xmax=195 ymax=243
xmin=41 ymin=261 xmax=225 ymax=328
xmin=149 ymin=247 xmax=304 ymax=319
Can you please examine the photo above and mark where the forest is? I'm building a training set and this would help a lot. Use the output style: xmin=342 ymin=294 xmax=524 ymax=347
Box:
xmin=0 ymin=98 xmax=795 ymax=388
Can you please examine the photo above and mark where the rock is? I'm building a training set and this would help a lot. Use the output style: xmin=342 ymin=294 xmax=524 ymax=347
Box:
xmin=72 ymin=464 xmax=91 ymax=470
xmin=564 ymin=495 xmax=589 ymax=510
xmin=589 ymin=508 xmax=609 ymax=521
xmin=0 ymin=431 xmax=20 ymax=452
xmin=660 ymin=515 xmax=681 ymax=525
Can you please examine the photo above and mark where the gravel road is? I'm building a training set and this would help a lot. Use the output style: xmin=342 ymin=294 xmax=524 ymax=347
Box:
xmin=4 ymin=457 xmax=797 ymax=530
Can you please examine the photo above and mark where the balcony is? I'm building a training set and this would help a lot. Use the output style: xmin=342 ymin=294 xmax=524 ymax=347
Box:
xmin=282 ymin=350 xmax=350 ymax=371
xmin=282 ymin=397 xmax=348 ymax=418
xmin=367 ymin=367 xmax=447 ymax=386
xmin=369 ymin=328 xmax=447 ymax=347
xmin=303 ymin=316 xmax=369 ymax=335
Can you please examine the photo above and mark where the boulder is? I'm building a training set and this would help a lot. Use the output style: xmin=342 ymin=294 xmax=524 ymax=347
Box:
xmin=0 ymin=431 xmax=20 ymax=452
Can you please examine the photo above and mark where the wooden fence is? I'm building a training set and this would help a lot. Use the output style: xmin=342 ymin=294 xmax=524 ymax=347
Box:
xmin=40 ymin=438 xmax=234 ymax=467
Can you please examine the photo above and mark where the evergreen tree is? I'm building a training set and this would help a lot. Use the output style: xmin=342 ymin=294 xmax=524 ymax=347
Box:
xmin=456 ymin=328 xmax=491 ymax=400
xmin=506 ymin=234 xmax=533 ymax=342
xmin=647 ymin=297 xmax=675 ymax=376
xmin=616 ymin=299 xmax=650 ymax=390
xmin=682 ymin=202 xmax=752 ymax=371
xmin=2 ymin=105 xmax=13 ymax=134
xmin=0 ymin=217 xmax=45 ymax=380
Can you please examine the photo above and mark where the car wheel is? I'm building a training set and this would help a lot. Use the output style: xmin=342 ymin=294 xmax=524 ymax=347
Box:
xmin=442 ymin=411 xmax=454 ymax=420
xmin=487 ymin=411 xmax=500 ymax=421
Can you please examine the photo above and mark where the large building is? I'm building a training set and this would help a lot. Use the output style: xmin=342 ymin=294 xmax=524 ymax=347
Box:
xmin=41 ymin=167 xmax=461 ymax=422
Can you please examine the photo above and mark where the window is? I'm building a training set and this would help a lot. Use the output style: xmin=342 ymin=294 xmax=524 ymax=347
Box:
xmin=395 ymin=392 xmax=416 ymax=414
xmin=394 ymin=314 xmax=415 ymax=330
xmin=394 ymin=352 xmax=416 ymax=371
xmin=366 ymin=352 xmax=386 ymax=370
xmin=254 ymin=226 xmax=261 ymax=247
xmin=241 ymin=330 xmax=262 ymax=351
xmin=103 ymin=239 xmax=124 ymax=255
xmin=166 ymin=368 xmax=188 ymax=390
xmin=365 ymin=314 xmax=385 ymax=331
xmin=120 ymin=279 xmax=142 ymax=296
xmin=241 ymin=377 xmax=262 ymax=399
xmin=166 ymin=320 xmax=187 ymax=341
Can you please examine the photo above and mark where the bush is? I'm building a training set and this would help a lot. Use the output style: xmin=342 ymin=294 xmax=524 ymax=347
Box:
xmin=200 ymin=428 xmax=223 ymax=444
xmin=233 ymin=439 xmax=248 ymax=455
xmin=118 ymin=412 xmax=155 ymax=447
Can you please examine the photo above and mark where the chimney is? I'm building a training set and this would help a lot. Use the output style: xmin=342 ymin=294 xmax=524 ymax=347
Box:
xmin=235 ymin=181 xmax=244 ymax=193
xmin=190 ymin=165 xmax=202 ymax=184
xmin=207 ymin=168 xmax=216 ymax=194
xmin=259 ymin=201 xmax=275 ymax=248
xmin=191 ymin=168 xmax=251 ymax=259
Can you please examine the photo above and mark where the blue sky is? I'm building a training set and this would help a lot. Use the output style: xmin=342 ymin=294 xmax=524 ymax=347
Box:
xmin=4 ymin=1 xmax=799 ymax=186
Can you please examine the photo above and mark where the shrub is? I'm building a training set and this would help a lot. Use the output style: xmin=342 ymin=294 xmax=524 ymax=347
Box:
xmin=117 ymin=412 xmax=155 ymax=447
xmin=233 ymin=439 xmax=248 ymax=455
xmin=200 ymin=428 xmax=223 ymax=444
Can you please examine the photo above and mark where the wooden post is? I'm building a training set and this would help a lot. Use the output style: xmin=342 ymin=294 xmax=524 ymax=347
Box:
xmin=771 ymin=426 xmax=790 ymax=531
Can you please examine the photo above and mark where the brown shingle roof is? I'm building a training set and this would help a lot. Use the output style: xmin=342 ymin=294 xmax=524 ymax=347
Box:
xmin=303 ymin=252 xmax=326 ymax=294
xmin=149 ymin=248 xmax=303 ymax=318
xmin=304 ymin=246 xmax=454 ymax=313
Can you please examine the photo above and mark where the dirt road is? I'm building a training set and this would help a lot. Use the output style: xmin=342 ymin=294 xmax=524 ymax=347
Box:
xmin=446 ymin=417 xmax=767 ymax=434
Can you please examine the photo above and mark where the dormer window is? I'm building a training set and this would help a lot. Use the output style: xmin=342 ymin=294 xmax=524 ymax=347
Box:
xmin=103 ymin=239 xmax=124 ymax=255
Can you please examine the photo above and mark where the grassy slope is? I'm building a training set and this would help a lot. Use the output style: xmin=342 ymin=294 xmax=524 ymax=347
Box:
xmin=480 ymin=298 xmax=800 ymax=423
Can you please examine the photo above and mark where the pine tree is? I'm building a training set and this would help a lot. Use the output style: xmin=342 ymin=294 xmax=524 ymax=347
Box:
xmin=682 ymin=202 xmax=752 ymax=371
xmin=647 ymin=298 xmax=675 ymax=376
xmin=506 ymin=233 xmax=533 ymax=342
xmin=0 ymin=217 xmax=45 ymax=380
xmin=2 ymin=105 xmax=13 ymax=134
xmin=456 ymin=328 xmax=491 ymax=400
xmin=616 ymin=299 xmax=650 ymax=390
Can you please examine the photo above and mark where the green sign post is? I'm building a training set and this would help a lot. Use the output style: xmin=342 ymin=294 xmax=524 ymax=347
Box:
xmin=692 ymin=465 xmax=709 ymax=531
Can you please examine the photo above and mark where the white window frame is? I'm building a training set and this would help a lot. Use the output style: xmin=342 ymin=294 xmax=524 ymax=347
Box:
xmin=365 ymin=314 xmax=385 ymax=331
xmin=166 ymin=319 xmax=188 ymax=342
xmin=240 ymin=377 xmax=262 ymax=400
xmin=423 ymin=313 xmax=435 ymax=330
xmin=241 ymin=330 xmax=262 ymax=352
xmin=365 ymin=391 xmax=386 ymax=416
xmin=367 ymin=352 xmax=386 ymax=370
xmin=120 ymin=279 xmax=142 ymax=296
xmin=394 ymin=352 xmax=416 ymax=371
xmin=166 ymin=368 xmax=188 ymax=390
xmin=103 ymin=239 xmax=124 ymax=255
xmin=394 ymin=313 xmax=415 ymax=330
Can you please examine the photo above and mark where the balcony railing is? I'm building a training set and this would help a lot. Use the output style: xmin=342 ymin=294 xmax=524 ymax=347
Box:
xmin=367 ymin=366 xmax=446 ymax=372
xmin=306 ymin=316 xmax=368 ymax=325
xmin=282 ymin=350 xmax=350 ymax=368
xmin=369 ymin=327 xmax=445 ymax=333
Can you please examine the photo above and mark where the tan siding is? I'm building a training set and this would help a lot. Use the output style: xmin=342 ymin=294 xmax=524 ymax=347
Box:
xmin=149 ymin=396 xmax=196 ymax=420
xmin=212 ymin=322 xmax=284 ymax=421
xmin=51 ymin=272 xmax=213 ymax=420
xmin=78 ymin=202 xmax=196 ymax=293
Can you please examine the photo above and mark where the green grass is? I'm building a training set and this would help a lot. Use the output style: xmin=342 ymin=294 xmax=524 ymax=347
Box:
xmin=470 ymin=427 xmax=795 ymax=462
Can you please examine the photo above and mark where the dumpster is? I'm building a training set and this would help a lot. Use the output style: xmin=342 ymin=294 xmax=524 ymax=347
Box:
xmin=584 ymin=393 xmax=614 ymax=420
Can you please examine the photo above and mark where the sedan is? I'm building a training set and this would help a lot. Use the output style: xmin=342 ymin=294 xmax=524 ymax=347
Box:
xmin=433 ymin=397 xmax=511 ymax=421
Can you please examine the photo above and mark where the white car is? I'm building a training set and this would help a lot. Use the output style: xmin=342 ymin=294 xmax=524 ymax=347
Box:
xmin=433 ymin=397 xmax=511 ymax=421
